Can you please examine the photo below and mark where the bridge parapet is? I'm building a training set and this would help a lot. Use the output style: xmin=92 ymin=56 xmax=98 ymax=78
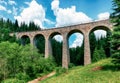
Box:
xmin=10 ymin=19 xmax=113 ymax=68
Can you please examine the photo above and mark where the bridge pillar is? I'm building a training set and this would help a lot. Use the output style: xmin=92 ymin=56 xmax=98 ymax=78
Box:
xmin=62 ymin=33 xmax=70 ymax=69
xmin=84 ymin=33 xmax=91 ymax=65
xmin=45 ymin=37 xmax=52 ymax=58
xmin=30 ymin=37 xmax=34 ymax=46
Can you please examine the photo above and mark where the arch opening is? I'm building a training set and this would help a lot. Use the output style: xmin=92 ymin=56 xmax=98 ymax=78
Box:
xmin=89 ymin=26 xmax=111 ymax=62
xmin=33 ymin=34 xmax=45 ymax=55
xmin=49 ymin=32 xmax=63 ymax=66
xmin=20 ymin=35 xmax=30 ymax=45
xmin=68 ymin=30 xmax=84 ymax=66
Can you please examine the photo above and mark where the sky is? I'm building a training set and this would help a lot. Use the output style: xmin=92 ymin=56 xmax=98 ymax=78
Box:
xmin=0 ymin=0 xmax=113 ymax=48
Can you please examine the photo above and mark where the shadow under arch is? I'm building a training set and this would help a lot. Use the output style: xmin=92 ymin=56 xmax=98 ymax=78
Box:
xmin=20 ymin=35 xmax=30 ymax=45
xmin=67 ymin=29 xmax=84 ymax=66
xmin=89 ymin=25 xmax=111 ymax=34
xmin=89 ymin=25 xmax=112 ymax=62
xmin=33 ymin=34 xmax=45 ymax=54
xmin=49 ymin=32 xmax=63 ymax=66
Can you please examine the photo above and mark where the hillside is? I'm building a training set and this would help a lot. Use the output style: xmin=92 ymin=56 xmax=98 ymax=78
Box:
xmin=40 ymin=58 xmax=120 ymax=83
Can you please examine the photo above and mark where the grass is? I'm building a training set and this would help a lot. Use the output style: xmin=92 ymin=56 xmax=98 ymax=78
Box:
xmin=40 ymin=58 xmax=120 ymax=83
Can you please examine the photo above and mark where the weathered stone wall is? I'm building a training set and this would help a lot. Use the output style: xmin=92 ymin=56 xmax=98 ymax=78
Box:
xmin=11 ymin=19 xmax=113 ymax=68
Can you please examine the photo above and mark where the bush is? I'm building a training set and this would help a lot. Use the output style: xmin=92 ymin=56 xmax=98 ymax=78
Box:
xmin=69 ymin=63 xmax=75 ymax=68
xmin=0 ymin=42 xmax=56 ymax=81
xmin=56 ymin=67 xmax=67 ymax=75
xmin=92 ymin=47 xmax=106 ymax=62
xmin=15 ymin=73 xmax=30 ymax=82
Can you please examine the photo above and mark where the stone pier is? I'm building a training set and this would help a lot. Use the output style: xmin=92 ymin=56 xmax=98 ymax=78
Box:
xmin=11 ymin=19 xmax=113 ymax=68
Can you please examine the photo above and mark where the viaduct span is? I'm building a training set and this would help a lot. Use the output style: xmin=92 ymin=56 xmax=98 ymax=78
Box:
xmin=11 ymin=19 xmax=113 ymax=68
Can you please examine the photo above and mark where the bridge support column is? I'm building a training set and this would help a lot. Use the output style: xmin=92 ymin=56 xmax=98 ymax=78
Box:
xmin=62 ymin=33 xmax=70 ymax=69
xmin=45 ymin=37 xmax=52 ymax=58
xmin=30 ymin=37 xmax=34 ymax=46
xmin=84 ymin=33 xmax=91 ymax=65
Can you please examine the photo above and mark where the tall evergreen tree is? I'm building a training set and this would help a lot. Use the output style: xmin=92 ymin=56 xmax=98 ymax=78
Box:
xmin=14 ymin=20 xmax=19 ymax=32
xmin=89 ymin=33 xmax=97 ymax=58
xmin=110 ymin=0 xmax=120 ymax=64
xmin=51 ymin=39 xmax=62 ymax=66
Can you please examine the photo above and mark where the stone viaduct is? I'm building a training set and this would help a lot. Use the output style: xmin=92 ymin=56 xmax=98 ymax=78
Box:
xmin=10 ymin=19 xmax=113 ymax=68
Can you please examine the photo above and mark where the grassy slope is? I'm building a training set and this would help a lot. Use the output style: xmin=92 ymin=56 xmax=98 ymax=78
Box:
xmin=40 ymin=58 xmax=120 ymax=83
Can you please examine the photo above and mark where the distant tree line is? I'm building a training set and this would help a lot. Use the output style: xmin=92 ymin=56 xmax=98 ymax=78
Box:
xmin=0 ymin=18 xmax=40 ymax=33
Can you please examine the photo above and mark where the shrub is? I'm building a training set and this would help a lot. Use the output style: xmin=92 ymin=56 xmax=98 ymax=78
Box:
xmin=15 ymin=73 xmax=30 ymax=82
xmin=56 ymin=67 xmax=67 ymax=75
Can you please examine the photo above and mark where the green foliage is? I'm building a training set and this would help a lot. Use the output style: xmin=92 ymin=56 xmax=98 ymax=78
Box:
xmin=110 ymin=0 xmax=120 ymax=65
xmin=15 ymin=73 xmax=30 ymax=82
xmin=90 ymin=33 xmax=97 ymax=57
xmin=0 ymin=18 xmax=40 ymax=33
xmin=89 ymin=31 xmax=111 ymax=62
xmin=69 ymin=45 xmax=84 ymax=66
xmin=20 ymin=36 xmax=30 ymax=45
xmin=92 ymin=46 xmax=106 ymax=62
xmin=51 ymin=39 xmax=62 ymax=66
xmin=56 ymin=67 xmax=67 ymax=75
xmin=34 ymin=35 xmax=45 ymax=54
xmin=0 ymin=42 xmax=56 ymax=82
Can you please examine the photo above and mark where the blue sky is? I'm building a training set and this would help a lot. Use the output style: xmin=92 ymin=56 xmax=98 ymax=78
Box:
xmin=0 ymin=0 xmax=113 ymax=48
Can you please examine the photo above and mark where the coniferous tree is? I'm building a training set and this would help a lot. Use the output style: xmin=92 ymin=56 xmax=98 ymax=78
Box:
xmin=110 ymin=0 xmax=120 ymax=64
xmin=90 ymin=33 xmax=97 ymax=58
xmin=92 ymin=46 xmax=106 ymax=62
xmin=14 ymin=20 xmax=19 ymax=32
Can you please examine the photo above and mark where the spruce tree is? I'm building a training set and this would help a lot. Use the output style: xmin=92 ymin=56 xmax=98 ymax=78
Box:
xmin=92 ymin=46 xmax=106 ymax=62
xmin=110 ymin=0 xmax=120 ymax=64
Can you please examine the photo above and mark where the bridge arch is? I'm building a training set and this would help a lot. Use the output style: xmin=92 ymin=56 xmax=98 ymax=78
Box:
xmin=49 ymin=32 xmax=63 ymax=66
xmin=67 ymin=29 xmax=84 ymax=39
xmin=20 ymin=35 xmax=30 ymax=45
xmin=33 ymin=34 xmax=45 ymax=54
xmin=89 ymin=25 xmax=111 ymax=34
xmin=49 ymin=32 xmax=62 ymax=39
xmin=89 ymin=25 xmax=112 ymax=62
xmin=67 ymin=29 xmax=84 ymax=66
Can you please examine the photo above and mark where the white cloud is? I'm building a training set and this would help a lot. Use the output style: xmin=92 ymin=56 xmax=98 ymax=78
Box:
xmin=70 ymin=33 xmax=83 ymax=48
xmin=0 ymin=5 xmax=6 ymax=11
xmin=94 ymin=30 xmax=106 ymax=40
xmin=7 ymin=10 xmax=12 ymax=14
xmin=98 ymin=12 xmax=110 ymax=20
xmin=94 ymin=12 xmax=109 ymax=40
xmin=53 ymin=35 xmax=63 ymax=42
xmin=24 ymin=2 xmax=30 ymax=5
xmin=14 ymin=0 xmax=47 ymax=28
xmin=51 ymin=0 xmax=92 ymax=27
xmin=8 ymin=0 xmax=17 ymax=5
xmin=51 ymin=0 xmax=59 ymax=16
xmin=19 ymin=6 xmax=25 ymax=12
xmin=0 ymin=1 xmax=7 ymax=5
xmin=44 ymin=19 xmax=55 ymax=25
xmin=51 ymin=0 xmax=91 ymax=48
xmin=12 ymin=6 xmax=18 ymax=15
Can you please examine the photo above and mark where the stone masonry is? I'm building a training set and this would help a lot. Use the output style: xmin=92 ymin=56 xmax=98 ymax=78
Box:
xmin=10 ymin=19 xmax=113 ymax=68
